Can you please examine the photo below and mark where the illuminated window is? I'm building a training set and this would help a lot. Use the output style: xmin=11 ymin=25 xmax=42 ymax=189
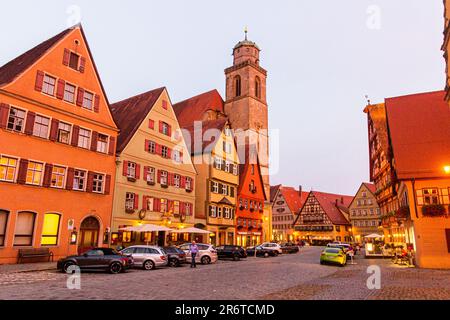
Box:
xmin=51 ymin=166 xmax=66 ymax=188
xmin=173 ymin=201 xmax=180 ymax=214
xmin=41 ymin=213 xmax=61 ymax=246
xmin=0 ymin=156 xmax=17 ymax=182
xmin=423 ymin=189 xmax=439 ymax=205
xmin=7 ymin=107 xmax=26 ymax=132
xmin=160 ymin=199 xmax=167 ymax=213
xmin=14 ymin=211 xmax=36 ymax=246
xmin=0 ymin=210 xmax=8 ymax=246
xmin=26 ymin=161 xmax=43 ymax=185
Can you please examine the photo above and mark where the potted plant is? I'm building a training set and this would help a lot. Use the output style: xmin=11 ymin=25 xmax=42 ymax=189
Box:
xmin=422 ymin=204 xmax=446 ymax=217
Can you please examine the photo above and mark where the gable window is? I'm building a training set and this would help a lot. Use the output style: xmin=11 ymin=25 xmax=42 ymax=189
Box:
xmin=225 ymin=161 xmax=231 ymax=173
xmin=41 ymin=213 xmax=61 ymax=246
xmin=0 ymin=156 xmax=17 ymax=182
xmin=42 ymin=74 xmax=56 ymax=96
xmin=125 ymin=193 xmax=135 ymax=211
xmin=73 ymin=169 xmax=86 ymax=191
xmin=63 ymin=83 xmax=76 ymax=103
xmin=92 ymin=174 xmax=104 ymax=193
xmin=82 ymin=91 xmax=94 ymax=110
xmin=0 ymin=210 xmax=8 ymax=246
xmin=78 ymin=128 xmax=91 ymax=149
xmin=215 ymin=157 xmax=222 ymax=170
xmin=161 ymin=146 xmax=169 ymax=158
xmin=57 ymin=122 xmax=71 ymax=144
xmin=97 ymin=134 xmax=108 ymax=153
xmin=51 ymin=166 xmax=66 ymax=188
xmin=127 ymin=162 xmax=136 ymax=178
xmin=69 ymin=52 xmax=80 ymax=70
xmin=7 ymin=107 xmax=26 ymax=132
xmin=33 ymin=115 xmax=50 ymax=138
xmin=14 ymin=211 xmax=36 ymax=246
xmin=26 ymin=161 xmax=43 ymax=185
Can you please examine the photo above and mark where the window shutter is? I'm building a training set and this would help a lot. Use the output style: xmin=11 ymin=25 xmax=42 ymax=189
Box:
xmin=154 ymin=198 xmax=160 ymax=212
xmin=90 ymin=131 xmax=98 ymax=151
xmin=219 ymin=183 xmax=223 ymax=193
xmin=148 ymin=119 xmax=154 ymax=129
xmin=56 ymin=79 xmax=65 ymax=100
xmin=0 ymin=103 xmax=10 ymax=129
xmin=71 ymin=125 xmax=80 ymax=147
xmin=86 ymin=171 xmax=94 ymax=192
xmin=157 ymin=170 xmax=161 ymax=183
xmin=35 ymin=71 xmax=44 ymax=92
xmin=76 ymin=88 xmax=85 ymax=107
xmin=108 ymin=136 xmax=116 ymax=155
xmin=79 ymin=57 xmax=86 ymax=73
xmin=43 ymin=164 xmax=53 ymax=188
xmin=155 ymin=143 xmax=161 ymax=155
xmin=134 ymin=194 xmax=139 ymax=210
xmin=180 ymin=202 xmax=185 ymax=215
xmin=135 ymin=164 xmax=141 ymax=180
xmin=104 ymin=175 xmax=111 ymax=195
xmin=63 ymin=49 xmax=70 ymax=66
xmin=145 ymin=140 xmax=150 ymax=152
xmin=167 ymin=148 xmax=172 ymax=159
xmin=24 ymin=112 xmax=35 ymax=135
xmin=94 ymin=94 xmax=100 ymax=113
xmin=168 ymin=125 xmax=172 ymax=137
xmin=181 ymin=176 xmax=186 ymax=188
xmin=210 ymin=181 xmax=215 ymax=192
xmin=230 ymin=187 xmax=235 ymax=198
xmin=159 ymin=121 xmax=163 ymax=133
xmin=142 ymin=196 xmax=147 ymax=210
xmin=191 ymin=178 xmax=194 ymax=191
xmin=49 ymin=118 xmax=59 ymax=141
xmin=17 ymin=159 xmax=29 ymax=184
xmin=123 ymin=161 xmax=129 ymax=176
xmin=66 ymin=167 xmax=74 ymax=190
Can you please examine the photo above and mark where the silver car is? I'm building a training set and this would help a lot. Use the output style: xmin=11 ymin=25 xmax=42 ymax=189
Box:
xmin=178 ymin=243 xmax=218 ymax=264
xmin=120 ymin=245 xmax=168 ymax=270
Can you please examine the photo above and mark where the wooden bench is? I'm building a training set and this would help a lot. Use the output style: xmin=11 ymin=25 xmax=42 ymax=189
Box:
xmin=18 ymin=248 xmax=54 ymax=264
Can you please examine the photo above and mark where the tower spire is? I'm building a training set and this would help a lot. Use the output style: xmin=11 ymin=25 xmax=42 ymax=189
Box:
xmin=244 ymin=26 xmax=248 ymax=40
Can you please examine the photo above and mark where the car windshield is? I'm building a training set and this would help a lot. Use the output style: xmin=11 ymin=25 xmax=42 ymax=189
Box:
xmin=325 ymin=248 xmax=342 ymax=254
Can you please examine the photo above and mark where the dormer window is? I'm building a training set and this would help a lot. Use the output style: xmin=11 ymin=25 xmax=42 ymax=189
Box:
xmin=69 ymin=52 xmax=80 ymax=70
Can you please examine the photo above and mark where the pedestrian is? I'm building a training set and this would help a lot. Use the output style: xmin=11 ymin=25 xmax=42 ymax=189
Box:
xmin=189 ymin=240 xmax=199 ymax=268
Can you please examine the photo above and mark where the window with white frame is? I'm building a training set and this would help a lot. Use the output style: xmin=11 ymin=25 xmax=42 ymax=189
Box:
xmin=92 ymin=174 xmax=104 ymax=193
xmin=161 ymin=146 xmax=168 ymax=158
xmin=78 ymin=128 xmax=91 ymax=149
xmin=174 ymin=174 xmax=180 ymax=188
xmin=51 ymin=166 xmax=66 ymax=188
xmin=125 ymin=193 xmax=135 ymax=210
xmin=57 ymin=122 xmax=71 ymax=144
xmin=7 ymin=107 xmax=26 ymax=132
xmin=127 ymin=162 xmax=136 ymax=178
xmin=173 ymin=150 xmax=181 ymax=163
xmin=215 ymin=157 xmax=222 ymax=170
xmin=26 ymin=161 xmax=43 ymax=185
xmin=0 ymin=156 xmax=17 ymax=182
xmin=83 ymin=91 xmax=94 ymax=110
xmin=422 ymin=188 xmax=439 ymax=205
xmin=233 ymin=164 xmax=238 ymax=175
xmin=224 ymin=207 xmax=230 ymax=219
xmin=212 ymin=181 xmax=219 ymax=193
xmin=160 ymin=171 xmax=168 ymax=186
xmin=14 ymin=211 xmax=36 ymax=246
xmin=63 ymin=83 xmax=76 ymax=103
xmin=42 ymin=74 xmax=56 ymax=96
xmin=73 ymin=169 xmax=86 ymax=191
xmin=146 ymin=167 xmax=155 ymax=183
xmin=146 ymin=197 xmax=154 ymax=211
xmin=96 ymin=134 xmax=108 ymax=153
xmin=222 ymin=184 xmax=228 ymax=195
xmin=185 ymin=177 xmax=192 ymax=191
xmin=210 ymin=205 xmax=217 ymax=218
xmin=33 ymin=115 xmax=50 ymax=138
xmin=185 ymin=203 xmax=191 ymax=216
xmin=217 ymin=207 xmax=222 ymax=218
xmin=225 ymin=161 xmax=230 ymax=173
xmin=148 ymin=141 xmax=156 ymax=153
xmin=223 ymin=142 xmax=232 ymax=154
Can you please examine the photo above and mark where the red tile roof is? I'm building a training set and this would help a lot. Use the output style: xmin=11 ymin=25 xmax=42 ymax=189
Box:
xmin=385 ymin=90 xmax=450 ymax=179
xmin=270 ymin=185 xmax=281 ymax=202
xmin=0 ymin=27 xmax=72 ymax=86
xmin=181 ymin=118 xmax=228 ymax=155
xmin=110 ymin=87 xmax=165 ymax=153
xmin=362 ymin=182 xmax=376 ymax=194
xmin=310 ymin=191 xmax=353 ymax=225
xmin=279 ymin=186 xmax=309 ymax=214
xmin=173 ymin=90 xmax=225 ymax=128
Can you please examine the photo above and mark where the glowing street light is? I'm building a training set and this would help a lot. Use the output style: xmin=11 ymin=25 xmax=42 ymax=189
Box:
xmin=444 ymin=165 xmax=450 ymax=174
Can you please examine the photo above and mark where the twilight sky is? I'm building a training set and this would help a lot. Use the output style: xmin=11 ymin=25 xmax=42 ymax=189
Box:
xmin=0 ymin=0 xmax=445 ymax=195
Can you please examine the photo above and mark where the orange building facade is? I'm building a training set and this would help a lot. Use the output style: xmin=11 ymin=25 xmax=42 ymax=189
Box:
xmin=0 ymin=25 xmax=118 ymax=264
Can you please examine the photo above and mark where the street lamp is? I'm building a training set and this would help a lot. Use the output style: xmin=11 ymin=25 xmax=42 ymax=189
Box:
xmin=444 ymin=165 xmax=450 ymax=174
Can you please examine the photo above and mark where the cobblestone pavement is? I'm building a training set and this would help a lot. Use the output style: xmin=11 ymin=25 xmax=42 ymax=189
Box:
xmin=0 ymin=246 xmax=449 ymax=300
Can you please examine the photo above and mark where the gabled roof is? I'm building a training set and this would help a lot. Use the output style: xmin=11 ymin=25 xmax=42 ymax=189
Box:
xmin=279 ymin=186 xmax=309 ymax=214
xmin=0 ymin=27 xmax=72 ymax=87
xmin=362 ymin=182 xmax=376 ymax=194
xmin=173 ymin=90 xmax=225 ymax=128
xmin=181 ymin=118 xmax=228 ymax=155
xmin=110 ymin=87 xmax=165 ymax=153
xmin=385 ymin=90 xmax=450 ymax=179
xmin=309 ymin=191 xmax=353 ymax=225
xmin=237 ymin=150 xmax=267 ymax=201
xmin=270 ymin=185 xmax=281 ymax=202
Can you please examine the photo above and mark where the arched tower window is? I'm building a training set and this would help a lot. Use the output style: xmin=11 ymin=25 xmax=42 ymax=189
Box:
xmin=234 ymin=75 xmax=241 ymax=97
xmin=255 ymin=76 xmax=261 ymax=98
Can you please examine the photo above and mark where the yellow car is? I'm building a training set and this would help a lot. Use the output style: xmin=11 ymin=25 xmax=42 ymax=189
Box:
xmin=320 ymin=247 xmax=347 ymax=267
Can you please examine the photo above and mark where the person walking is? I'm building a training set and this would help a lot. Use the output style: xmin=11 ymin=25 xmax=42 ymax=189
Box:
xmin=189 ymin=241 xmax=199 ymax=268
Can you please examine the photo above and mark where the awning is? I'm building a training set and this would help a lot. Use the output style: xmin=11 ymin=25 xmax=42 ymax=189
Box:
xmin=364 ymin=233 xmax=384 ymax=238
xmin=119 ymin=224 xmax=173 ymax=232
xmin=170 ymin=227 xmax=212 ymax=234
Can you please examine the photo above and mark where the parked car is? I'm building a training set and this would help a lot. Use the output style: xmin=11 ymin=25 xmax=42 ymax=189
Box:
xmin=216 ymin=245 xmax=247 ymax=261
xmin=120 ymin=245 xmax=168 ymax=270
xmin=320 ymin=247 xmax=347 ymax=267
xmin=327 ymin=243 xmax=352 ymax=257
xmin=260 ymin=242 xmax=283 ymax=255
xmin=246 ymin=245 xmax=278 ymax=258
xmin=163 ymin=246 xmax=187 ymax=267
xmin=280 ymin=242 xmax=300 ymax=254
xmin=57 ymin=248 xmax=133 ymax=274
xmin=178 ymin=243 xmax=218 ymax=264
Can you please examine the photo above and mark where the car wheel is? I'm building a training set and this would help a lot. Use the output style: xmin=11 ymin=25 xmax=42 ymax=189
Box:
xmin=201 ymin=256 xmax=211 ymax=265
xmin=143 ymin=260 xmax=155 ymax=270
xmin=264 ymin=252 xmax=269 ymax=258
xmin=320 ymin=261 xmax=324 ymax=265
xmin=169 ymin=258 xmax=179 ymax=268
xmin=233 ymin=254 xmax=240 ymax=261
xmin=63 ymin=261 xmax=76 ymax=274
xmin=273 ymin=251 xmax=279 ymax=256
xmin=109 ymin=262 xmax=123 ymax=274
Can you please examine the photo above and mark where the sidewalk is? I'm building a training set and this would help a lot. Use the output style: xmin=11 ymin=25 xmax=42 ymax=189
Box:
xmin=0 ymin=262 xmax=57 ymax=274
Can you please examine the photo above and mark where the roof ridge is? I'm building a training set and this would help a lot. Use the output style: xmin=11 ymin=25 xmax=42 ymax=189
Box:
xmin=111 ymin=87 xmax=166 ymax=106
xmin=385 ymin=90 xmax=444 ymax=102
xmin=173 ymin=89 xmax=221 ymax=106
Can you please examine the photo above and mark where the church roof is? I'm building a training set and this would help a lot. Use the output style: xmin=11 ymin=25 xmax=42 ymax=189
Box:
xmin=234 ymin=39 xmax=260 ymax=51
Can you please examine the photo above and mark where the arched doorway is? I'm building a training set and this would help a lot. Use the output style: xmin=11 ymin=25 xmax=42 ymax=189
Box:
xmin=78 ymin=216 xmax=100 ymax=254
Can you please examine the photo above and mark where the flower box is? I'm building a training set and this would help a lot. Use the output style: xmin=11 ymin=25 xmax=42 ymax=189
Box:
xmin=422 ymin=204 xmax=446 ymax=217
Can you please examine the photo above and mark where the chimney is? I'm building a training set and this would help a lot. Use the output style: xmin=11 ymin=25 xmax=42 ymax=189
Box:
xmin=298 ymin=185 xmax=302 ymax=200
xmin=335 ymin=199 xmax=338 ymax=205
xmin=341 ymin=197 xmax=344 ymax=204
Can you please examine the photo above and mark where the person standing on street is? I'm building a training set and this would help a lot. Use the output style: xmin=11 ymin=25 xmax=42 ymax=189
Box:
xmin=189 ymin=241 xmax=199 ymax=268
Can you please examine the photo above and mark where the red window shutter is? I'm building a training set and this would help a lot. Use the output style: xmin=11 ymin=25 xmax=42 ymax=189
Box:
xmin=162 ymin=100 xmax=168 ymax=110
xmin=159 ymin=121 xmax=163 ymax=133
xmin=134 ymin=194 xmax=139 ymax=210
xmin=76 ymin=88 xmax=85 ymax=107
xmin=148 ymin=119 xmax=154 ymax=130
xmin=24 ymin=112 xmax=35 ymax=135
xmin=66 ymin=167 xmax=74 ymax=190
xmin=142 ymin=196 xmax=147 ymax=210
xmin=17 ymin=159 xmax=29 ymax=184
xmin=143 ymin=166 xmax=149 ymax=180
xmin=43 ymin=164 xmax=53 ymax=188
xmin=145 ymin=140 xmax=150 ymax=152
xmin=157 ymin=170 xmax=161 ymax=183
xmin=104 ymin=174 xmax=111 ymax=195
xmin=94 ymin=94 xmax=100 ymax=113
xmin=71 ymin=125 xmax=80 ymax=147
xmin=167 ymin=148 xmax=172 ymax=159
xmin=168 ymin=125 xmax=172 ymax=137
xmin=180 ymin=176 xmax=186 ymax=188
xmin=135 ymin=164 xmax=141 ymax=180
xmin=63 ymin=49 xmax=70 ymax=66
xmin=154 ymin=198 xmax=160 ymax=212
xmin=123 ymin=160 xmax=129 ymax=176
xmin=0 ymin=103 xmax=10 ymax=129
xmin=56 ymin=79 xmax=65 ymax=100
xmin=108 ymin=136 xmax=116 ymax=155
xmin=155 ymin=143 xmax=161 ymax=155
xmin=49 ymin=118 xmax=59 ymax=141
xmin=35 ymin=71 xmax=44 ymax=92
xmin=86 ymin=171 xmax=94 ymax=192
xmin=79 ymin=57 xmax=86 ymax=73
xmin=90 ymin=131 xmax=98 ymax=151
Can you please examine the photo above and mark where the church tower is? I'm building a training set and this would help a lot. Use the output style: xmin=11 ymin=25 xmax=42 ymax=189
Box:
xmin=224 ymin=31 xmax=270 ymax=197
